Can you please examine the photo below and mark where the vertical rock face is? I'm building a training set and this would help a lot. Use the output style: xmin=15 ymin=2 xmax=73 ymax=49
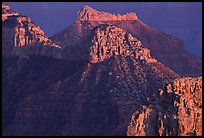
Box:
xmin=127 ymin=77 xmax=202 ymax=136
xmin=2 ymin=4 xmax=61 ymax=58
xmin=3 ymin=15 xmax=60 ymax=48
xmin=89 ymin=24 xmax=153 ymax=63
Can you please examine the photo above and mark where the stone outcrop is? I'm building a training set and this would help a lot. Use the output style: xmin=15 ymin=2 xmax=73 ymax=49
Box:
xmin=12 ymin=16 xmax=60 ymax=48
xmin=2 ymin=4 xmax=19 ymax=21
xmin=3 ymin=15 xmax=60 ymax=48
xmin=77 ymin=5 xmax=137 ymax=21
xmin=127 ymin=77 xmax=202 ymax=136
xmin=2 ymin=4 xmax=61 ymax=58
xmin=89 ymin=24 xmax=153 ymax=63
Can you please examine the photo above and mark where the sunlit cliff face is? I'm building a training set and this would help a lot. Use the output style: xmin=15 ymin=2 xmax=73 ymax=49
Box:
xmin=2 ymin=3 xmax=19 ymax=21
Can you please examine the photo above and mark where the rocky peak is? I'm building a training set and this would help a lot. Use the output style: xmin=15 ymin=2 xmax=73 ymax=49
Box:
xmin=77 ymin=5 xmax=138 ymax=21
xmin=50 ymin=4 xmax=201 ymax=76
xmin=89 ymin=24 xmax=153 ymax=63
xmin=2 ymin=3 xmax=19 ymax=21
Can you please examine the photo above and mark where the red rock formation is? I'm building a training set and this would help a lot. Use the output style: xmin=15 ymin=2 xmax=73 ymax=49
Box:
xmin=2 ymin=4 xmax=19 ymax=21
xmin=2 ymin=4 xmax=61 ymax=58
xmin=77 ymin=6 xmax=137 ymax=21
xmin=127 ymin=77 xmax=202 ymax=136
xmin=89 ymin=24 xmax=151 ymax=63
xmin=51 ymin=5 xmax=201 ymax=76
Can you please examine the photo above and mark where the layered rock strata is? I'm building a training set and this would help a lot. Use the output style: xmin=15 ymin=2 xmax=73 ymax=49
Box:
xmin=2 ymin=4 xmax=60 ymax=58
xmin=127 ymin=77 xmax=202 ymax=136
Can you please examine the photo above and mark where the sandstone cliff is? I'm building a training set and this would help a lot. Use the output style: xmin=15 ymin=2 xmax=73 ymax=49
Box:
xmin=2 ymin=4 xmax=61 ymax=58
xmin=89 ymin=24 xmax=153 ymax=63
xmin=127 ymin=77 xmax=202 ymax=136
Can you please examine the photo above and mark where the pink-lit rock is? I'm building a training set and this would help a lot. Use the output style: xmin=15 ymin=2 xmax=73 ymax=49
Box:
xmin=77 ymin=5 xmax=138 ymax=21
